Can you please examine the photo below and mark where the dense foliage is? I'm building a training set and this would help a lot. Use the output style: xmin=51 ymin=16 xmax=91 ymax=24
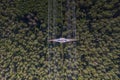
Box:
xmin=0 ymin=0 xmax=120 ymax=80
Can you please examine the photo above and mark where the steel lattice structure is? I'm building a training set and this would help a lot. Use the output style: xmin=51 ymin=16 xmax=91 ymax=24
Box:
xmin=46 ymin=0 xmax=79 ymax=79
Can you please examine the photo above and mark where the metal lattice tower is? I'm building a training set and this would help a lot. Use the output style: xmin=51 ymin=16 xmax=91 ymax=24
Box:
xmin=46 ymin=0 xmax=79 ymax=79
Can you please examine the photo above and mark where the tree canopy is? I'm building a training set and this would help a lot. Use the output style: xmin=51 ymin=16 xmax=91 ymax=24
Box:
xmin=0 ymin=0 xmax=120 ymax=80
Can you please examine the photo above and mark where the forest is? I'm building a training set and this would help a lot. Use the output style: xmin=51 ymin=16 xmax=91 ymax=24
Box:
xmin=0 ymin=0 xmax=120 ymax=80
